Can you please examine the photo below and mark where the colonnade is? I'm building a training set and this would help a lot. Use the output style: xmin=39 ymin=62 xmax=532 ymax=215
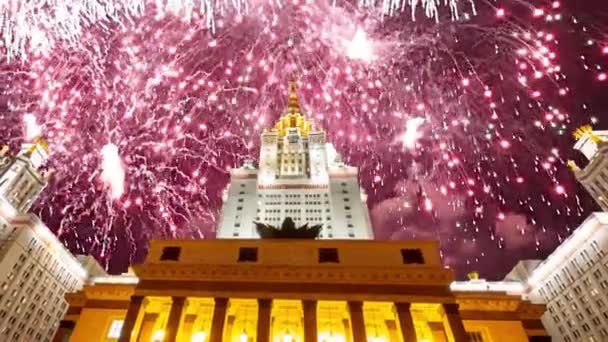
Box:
xmin=118 ymin=296 xmax=469 ymax=342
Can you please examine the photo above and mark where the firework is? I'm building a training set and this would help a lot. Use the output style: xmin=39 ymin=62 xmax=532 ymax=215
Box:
xmin=0 ymin=0 xmax=605 ymax=275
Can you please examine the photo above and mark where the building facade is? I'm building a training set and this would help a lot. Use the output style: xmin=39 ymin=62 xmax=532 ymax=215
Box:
xmin=507 ymin=213 xmax=608 ymax=342
xmin=60 ymin=239 xmax=548 ymax=342
xmin=569 ymin=125 xmax=608 ymax=211
xmin=0 ymin=140 xmax=103 ymax=342
xmin=217 ymin=81 xmax=373 ymax=239
xmin=500 ymin=126 xmax=608 ymax=342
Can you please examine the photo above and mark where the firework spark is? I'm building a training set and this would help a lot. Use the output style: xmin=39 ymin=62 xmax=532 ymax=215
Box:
xmin=100 ymin=143 xmax=126 ymax=200
xmin=401 ymin=117 xmax=425 ymax=149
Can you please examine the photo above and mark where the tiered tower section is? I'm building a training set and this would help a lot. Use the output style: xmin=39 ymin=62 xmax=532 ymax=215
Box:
xmin=569 ymin=125 xmax=608 ymax=210
xmin=0 ymin=139 xmax=51 ymax=214
xmin=218 ymin=81 xmax=373 ymax=239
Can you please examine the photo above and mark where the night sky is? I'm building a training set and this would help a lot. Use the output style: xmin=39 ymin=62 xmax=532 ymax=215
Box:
xmin=0 ymin=0 xmax=607 ymax=279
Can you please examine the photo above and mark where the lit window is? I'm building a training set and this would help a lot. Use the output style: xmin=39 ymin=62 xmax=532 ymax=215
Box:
xmin=107 ymin=320 xmax=124 ymax=339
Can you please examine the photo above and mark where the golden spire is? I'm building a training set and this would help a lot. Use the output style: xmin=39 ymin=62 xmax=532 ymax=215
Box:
xmin=287 ymin=79 xmax=301 ymax=114
xmin=270 ymin=78 xmax=315 ymax=137
xmin=567 ymin=160 xmax=580 ymax=172
xmin=26 ymin=137 xmax=49 ymax=154
xmin=573 ymin=125 xmax=602 ymax=144
xmin=35 ymin=137 xmax=49 ymax=151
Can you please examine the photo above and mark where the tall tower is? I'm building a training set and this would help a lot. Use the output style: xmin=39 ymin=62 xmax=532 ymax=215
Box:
xmin=218 ymin=80 xmax=373 ymax=239
xmin=0 ymin=138 xmax=50 ymax=213
xmin=569 ymin=125 xmax=608 ymax=210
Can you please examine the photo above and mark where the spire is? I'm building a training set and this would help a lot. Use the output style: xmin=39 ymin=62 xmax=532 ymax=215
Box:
xmin=573 ymin=125 xmax=602 ymax=144
xmin=268 ymin=76 xmax=316 ymax=137
xmin=287 ymin=78 xmax=301 ymax=113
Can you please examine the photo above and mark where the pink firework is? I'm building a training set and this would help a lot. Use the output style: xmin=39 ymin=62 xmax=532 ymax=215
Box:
xmin=0 ymin=0 xmax=606 ymax=276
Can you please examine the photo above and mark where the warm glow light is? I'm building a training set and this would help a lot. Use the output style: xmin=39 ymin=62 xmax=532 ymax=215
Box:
xmin=152 ymin=330 xmax=165 ymax=342
xmin=239 ymin=333 xmax=248 ymax=342
xmin=318 ymin=332 xmax=345 ymax=342
xmin=282 ymin=334 xmax=293 ymax=342
xmin=369 ymin=338 xmax=387 ymax=342
xmin=191 ymin=332 xmax=207 ymax=342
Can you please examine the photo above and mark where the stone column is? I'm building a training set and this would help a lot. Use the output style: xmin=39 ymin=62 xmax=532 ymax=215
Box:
xmin=138 ymin=313 xmax=159 ymax=342
xmin=225 ymin=316 xmax=236 ymax=341
xmin=342 ymin=319 xmax=352 ymax=342
xmin=119 ymin=295 xmax=144 ymax=342
xmin=164 ymin=297 xmax=186 ymax=342
xmin=347 ymin=301 xmax=367 ymax=342
xmin=385 ymin=320 xmax=400 ymax=342
xmin=302 ymin=300 xmax=318 ymax=342
xmin=395 ymin=303 xmax=417 ymax=342
xmin=209 ymin=298 xmax=229 ymax=342
xmin=179 ymin=314 xmax=197 ymax=342
xmin=442 ymin=303 xmax=468 ymax=342
xmin=257 ymin=299 xmax=273 ymax=342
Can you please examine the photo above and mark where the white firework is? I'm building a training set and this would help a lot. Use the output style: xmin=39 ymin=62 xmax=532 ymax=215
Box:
xmin=0 ymin=0 xmax=472 ymax=61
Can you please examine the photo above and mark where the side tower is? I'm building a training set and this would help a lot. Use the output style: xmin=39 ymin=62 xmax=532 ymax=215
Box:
xmin=569 ymin=125 xmax=608 ymax=211
xmin=0 ymin=138 xmax=50 ymax=213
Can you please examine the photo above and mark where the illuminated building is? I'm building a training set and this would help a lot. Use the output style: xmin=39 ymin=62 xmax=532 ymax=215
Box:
xmin=217 ymin=81 xmax=373 ymax=239
xmin=60 ymin=238 xmax=548 ymax=342
xmin=0 ymin=140 xmax=105 ymax=342
xmin=507 ymin=213 xmax=608 ymax=342
xmin=58 ymin=80 xmax=549 ymax=342
xmin=501 ymin=126 xmax=608 ymax=342
xmin=569 ymin=125 xmax=608 ymax=210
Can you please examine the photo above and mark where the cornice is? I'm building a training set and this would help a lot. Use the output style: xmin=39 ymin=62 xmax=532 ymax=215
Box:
xmin=133 ymin=263 xmax=454 ymax=286
xmin=83 ymin=283 xmax=135 ymax=301
xmin=456 ymin=297 xmax=521 ymax=312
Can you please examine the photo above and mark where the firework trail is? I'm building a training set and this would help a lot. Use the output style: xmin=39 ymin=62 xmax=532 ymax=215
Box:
xmin=0 ymin=0 xmax=605 ymax=274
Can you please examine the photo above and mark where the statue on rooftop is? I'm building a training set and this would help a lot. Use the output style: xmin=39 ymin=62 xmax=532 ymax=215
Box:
xmin=254 ymin=217 xmax=322 ymax=239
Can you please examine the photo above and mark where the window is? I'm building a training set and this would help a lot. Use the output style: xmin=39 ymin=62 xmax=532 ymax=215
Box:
xmin=237 ymin=198 xmax=244 ymax=202
xmin=234 ymin=223 xmax=241 ymax=227
xmin=160 ymin=247 xmax=181 ymax=261
xmin=348 ymin=233 xmax=355 ymax=238
xmin=467 ymin=332 xmax=484 ymax=342
xmin=318 ymin=248 xmax=339 ymax=263
xmin=343 ymin=198 xmax=350 ymax=202
xmin=401 ymin=249 xmax=425 ymax=264
xmin=107 ymin=320 xmax=124 ymax=339
xmin=236 ymin=206 xmax=243 ymax=211
xmin=344 ymin=206 xmax=351 ymax=210
xmin=237 ymin=248 xmax=258 ymax=262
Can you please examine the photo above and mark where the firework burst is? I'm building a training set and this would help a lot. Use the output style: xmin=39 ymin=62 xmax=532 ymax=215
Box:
xmin=0 ymin=0 xmax=605 ymax=275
